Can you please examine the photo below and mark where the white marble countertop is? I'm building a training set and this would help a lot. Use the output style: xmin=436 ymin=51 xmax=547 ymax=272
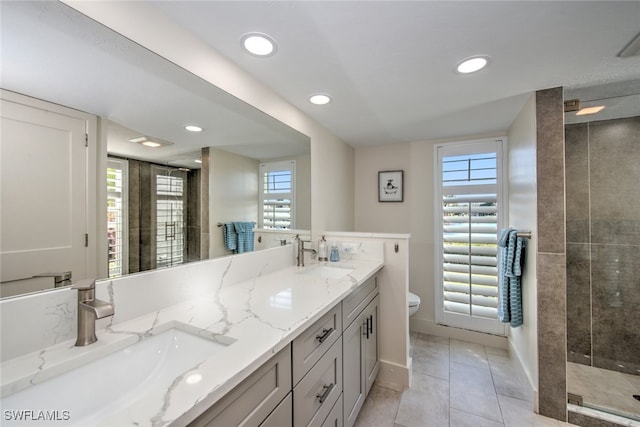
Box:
xmin=0 ymin=259 xmax=383 ymax=426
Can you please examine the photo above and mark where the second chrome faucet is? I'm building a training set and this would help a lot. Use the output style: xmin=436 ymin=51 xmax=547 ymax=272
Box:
xmin=295 ymin=235 xmax=317 ymax=267
xmin=72 ymin=279 xmax=114 ymax=346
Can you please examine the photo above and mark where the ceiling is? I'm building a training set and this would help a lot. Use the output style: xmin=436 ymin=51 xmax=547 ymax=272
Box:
xmin=148 ymin=1 xmax=640 ymax=147
xmin=3 ymin=1 xmax=640 ymax=153
xmin=0 ymin=0 xmax=310 ymax=165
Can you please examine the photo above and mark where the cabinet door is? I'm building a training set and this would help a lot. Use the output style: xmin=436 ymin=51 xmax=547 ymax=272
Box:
xmin=321 ymin=394 xmax=343 ymax=427
xmin=260 ymin=393 xmax=292 ymax=427
xmin=293 ymin=304 xmax=342 ymax=385
xmin=342 ymin=314 xmax=366 ymax=427
xmin=294 ymin=337 xmax=342 ymax=427
xmin=363 ymin=295 xmax=380 ymax=396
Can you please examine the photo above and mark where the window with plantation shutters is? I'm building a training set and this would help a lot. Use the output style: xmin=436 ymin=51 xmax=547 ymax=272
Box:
xmin=435 ymin=139 xmax=506 ymax=335
xmin=107 ymin=158 xmax=128 ymax=278
xmin=260 ymin=161 xmax=296 ymax=229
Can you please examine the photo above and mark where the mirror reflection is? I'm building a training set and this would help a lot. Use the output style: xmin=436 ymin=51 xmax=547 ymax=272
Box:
xmin=0 ymin=1 xmax=310 ymax=298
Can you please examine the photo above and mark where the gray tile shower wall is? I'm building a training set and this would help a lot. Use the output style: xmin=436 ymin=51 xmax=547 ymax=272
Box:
xmin=536 ymin=87 xmax=567 ymax=421
xmin=565 ymin=116 xmax=640 ymax=376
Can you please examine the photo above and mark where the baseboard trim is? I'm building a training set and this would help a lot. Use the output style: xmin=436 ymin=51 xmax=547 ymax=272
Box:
xmin=409 ymin=317 xmax=508 ymax=349
xmin=376 ymin=359 xmax=411 ymax=391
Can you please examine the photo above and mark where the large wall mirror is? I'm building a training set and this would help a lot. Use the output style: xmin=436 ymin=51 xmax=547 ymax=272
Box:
xmin=0 ymin=1 xmax=311 ymax=298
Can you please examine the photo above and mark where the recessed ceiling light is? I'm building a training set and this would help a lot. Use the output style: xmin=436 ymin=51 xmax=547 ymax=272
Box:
xmin=128 ymin=136 xmax=173 ymax=148
xmin=194 ymin=159 xmax=202 ymax=164
xmin=241 ymin=33 xmax=277 ymax=57
xmin=184 ymin=125 xmax=203 ymax=132
xmin=576 ymin=106 xmax=605 ymax=116
xmin=309 ymin=94 xmax=331 ymax=105
xmin=456 ymin=56 xmax=490 ymax=74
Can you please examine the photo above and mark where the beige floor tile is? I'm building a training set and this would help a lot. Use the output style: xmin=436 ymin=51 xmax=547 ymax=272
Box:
xmin=395 ymin=373 xmax=449 ymax=427
xmin=498 ymin=394 xmax=565 ymax=427
xmin=355 ymin=383 xmax=403 ymax=427
xmin=488 ymin=353 xmax=534 ymax=402
xmin=412 ymin=334 xmax=450 ymax=380
xmin=450 ymin=338 xmax=489 ymax=369
xmin=450 ymin=408 xmax=505 ymax=427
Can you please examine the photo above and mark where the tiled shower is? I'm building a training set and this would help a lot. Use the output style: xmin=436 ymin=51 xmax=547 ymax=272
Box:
xmin=565 ymin=115 xmax=640 ymax=421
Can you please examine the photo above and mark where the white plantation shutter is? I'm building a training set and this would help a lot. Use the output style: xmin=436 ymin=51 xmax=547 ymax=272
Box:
xmin=435 ymin=139 xmax=506 ymax=335
xmin=260 ymin=161 xmax=296 ymax=229
xmin=107 ymin=158 xmax=128 ymax=278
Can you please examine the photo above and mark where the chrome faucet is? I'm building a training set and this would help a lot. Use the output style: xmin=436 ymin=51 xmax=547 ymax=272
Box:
xmin=72 ymin=279 xmax=114 ymax=346
xmin=295 ymin=235 xmax=317 ymax=267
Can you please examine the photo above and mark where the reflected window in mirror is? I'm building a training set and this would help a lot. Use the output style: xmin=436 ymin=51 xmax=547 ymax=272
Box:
xmin=154 ymin=166 xmax=187 ymax=269
xmin=107 ymin=158 xmax=128 ymax=278
xmin=260 ymin=161 xmax=296 ymax=229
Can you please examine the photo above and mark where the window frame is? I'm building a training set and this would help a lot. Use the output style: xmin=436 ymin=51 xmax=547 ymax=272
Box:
xmin=433 ymin=138 xmax=508 ymax=336
xmin=259 ymin=160 xmax=296 ymax=230
xmin=106 ymin=157 xmax=128 ymax=278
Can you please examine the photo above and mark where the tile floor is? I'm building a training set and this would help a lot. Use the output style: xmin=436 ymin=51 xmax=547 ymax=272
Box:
xmin=567 ymin=362 xmax=640 ymax=421
xmin=354 ymin=332 xmax=571 ymax=427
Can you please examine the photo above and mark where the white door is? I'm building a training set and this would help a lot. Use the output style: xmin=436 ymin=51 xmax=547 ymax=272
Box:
xmin=1 ymin=97 xmax=89 ymax=295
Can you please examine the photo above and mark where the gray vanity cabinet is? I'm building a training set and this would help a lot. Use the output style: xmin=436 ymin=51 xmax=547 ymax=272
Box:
xmin=187 ymin=272 xmax=380 ymax=427
xmin=342 ymin=275 xmax=380 ymax=427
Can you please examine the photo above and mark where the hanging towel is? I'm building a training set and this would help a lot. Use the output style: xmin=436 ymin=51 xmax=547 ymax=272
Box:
xmin=232 ymin=221 xmax=256 ymax=253
xmin=497 ymin=228 xmax=525 ymax=327
xmin=223 ymin=223 xmax=237 ymax=252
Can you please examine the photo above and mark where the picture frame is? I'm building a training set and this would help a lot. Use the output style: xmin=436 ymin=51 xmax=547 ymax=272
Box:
xmin=378 ymin=170 xmax=404 ymax=202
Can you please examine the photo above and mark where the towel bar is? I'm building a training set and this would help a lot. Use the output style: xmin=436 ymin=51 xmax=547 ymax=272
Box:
xmin=515 ymin=231 xmax=532 ymax=239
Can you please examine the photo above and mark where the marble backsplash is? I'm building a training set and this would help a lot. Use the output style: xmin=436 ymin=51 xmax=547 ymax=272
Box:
xmin=0 ymin=237 xmax=385 ymax=363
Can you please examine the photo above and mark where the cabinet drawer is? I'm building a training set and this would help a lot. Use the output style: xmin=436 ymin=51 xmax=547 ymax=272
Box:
xmin=320 ymin=393 xmax=343 ymax=427
xmin=189 ymin=344 xmax=291 ymax=427
xmin=259 ymin=393 xmax=292 ymax=427
xmin=342 ymin=274 xmax=377 ymax=330
xmin=294 ymin=337 xmax=343 ymax=427
xmin=292 ymin=304 xmax=342 ymax=385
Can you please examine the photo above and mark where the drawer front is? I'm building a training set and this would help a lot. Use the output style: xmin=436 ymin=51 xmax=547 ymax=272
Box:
xmin=259 ymin=393 xmax=292 ymax=427
xmin=292 ymin=304 xmax=342 ymax=385
xmin=342 ymin=275 xmax=377 ymax=330
xmin=189 ymin=344 xmax=292 ymax=427
xmin=320 ymin=394 xmax=343 ymax=427
xmin=294 ymin=337 xmax=343 ymax=427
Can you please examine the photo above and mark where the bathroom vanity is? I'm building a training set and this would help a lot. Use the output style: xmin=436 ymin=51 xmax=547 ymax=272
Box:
xmin=0 ymin=244 xmax=383 ymax=426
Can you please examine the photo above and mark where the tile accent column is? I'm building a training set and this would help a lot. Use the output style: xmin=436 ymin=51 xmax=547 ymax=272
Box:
xmin=535 ymin=87 xmax=567 ymax=421
xmin=200 ymin=147 xmax=210 ymax=260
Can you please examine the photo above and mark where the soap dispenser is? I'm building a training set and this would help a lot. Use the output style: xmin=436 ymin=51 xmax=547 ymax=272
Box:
xmin=318 ymin=235 xmax=328 ymax=261
xmin=329 ymin=242 xmax=340 ymax=262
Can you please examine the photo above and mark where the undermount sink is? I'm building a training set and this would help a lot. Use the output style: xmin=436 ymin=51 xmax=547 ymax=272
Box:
xmin=300 ymin=264 xmax=355 ymax=279
xmin=1 ymin=327 xmax=233 ymax=426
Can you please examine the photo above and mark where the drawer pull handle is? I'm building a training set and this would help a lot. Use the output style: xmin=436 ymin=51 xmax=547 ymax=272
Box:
xmin=368 ymin=314 xmax=373 ymax=335
xmin=316 ymin=327 xmax=334 ymax=343
xmin=316 ymin=383 xmax=335 ymax=404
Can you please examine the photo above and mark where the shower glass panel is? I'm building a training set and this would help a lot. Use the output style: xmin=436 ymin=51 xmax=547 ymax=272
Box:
xmin=565 ymin=85 xmax=640 ymax=422
xmin=154 ymin=168 xmax=187 ymax=269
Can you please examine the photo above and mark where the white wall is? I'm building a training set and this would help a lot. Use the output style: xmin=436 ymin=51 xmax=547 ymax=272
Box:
xmin=506 ymin=95 xmax=539 ymax=397
xmin=63 ymin=1 xmax=355 ymax=234
xmin=209 ymin=148 xmax=259 ymax=258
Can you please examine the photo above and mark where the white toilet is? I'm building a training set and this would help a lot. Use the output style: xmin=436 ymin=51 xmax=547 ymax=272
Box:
xmin=408 ymin=292 xmax=421 ymax=316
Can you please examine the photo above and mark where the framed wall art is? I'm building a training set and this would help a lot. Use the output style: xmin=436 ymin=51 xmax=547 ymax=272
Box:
xmin=378 ymin=170 xmax=403 ymax=202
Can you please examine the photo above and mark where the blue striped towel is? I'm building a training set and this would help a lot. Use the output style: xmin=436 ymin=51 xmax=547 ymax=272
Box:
xmin=232 ymin=221 xmax=255 ymax=254
xmin=223 ymin=223 xmax=237 ymax=252
xmin=497 ymin=228 xmax=525 ymax=327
